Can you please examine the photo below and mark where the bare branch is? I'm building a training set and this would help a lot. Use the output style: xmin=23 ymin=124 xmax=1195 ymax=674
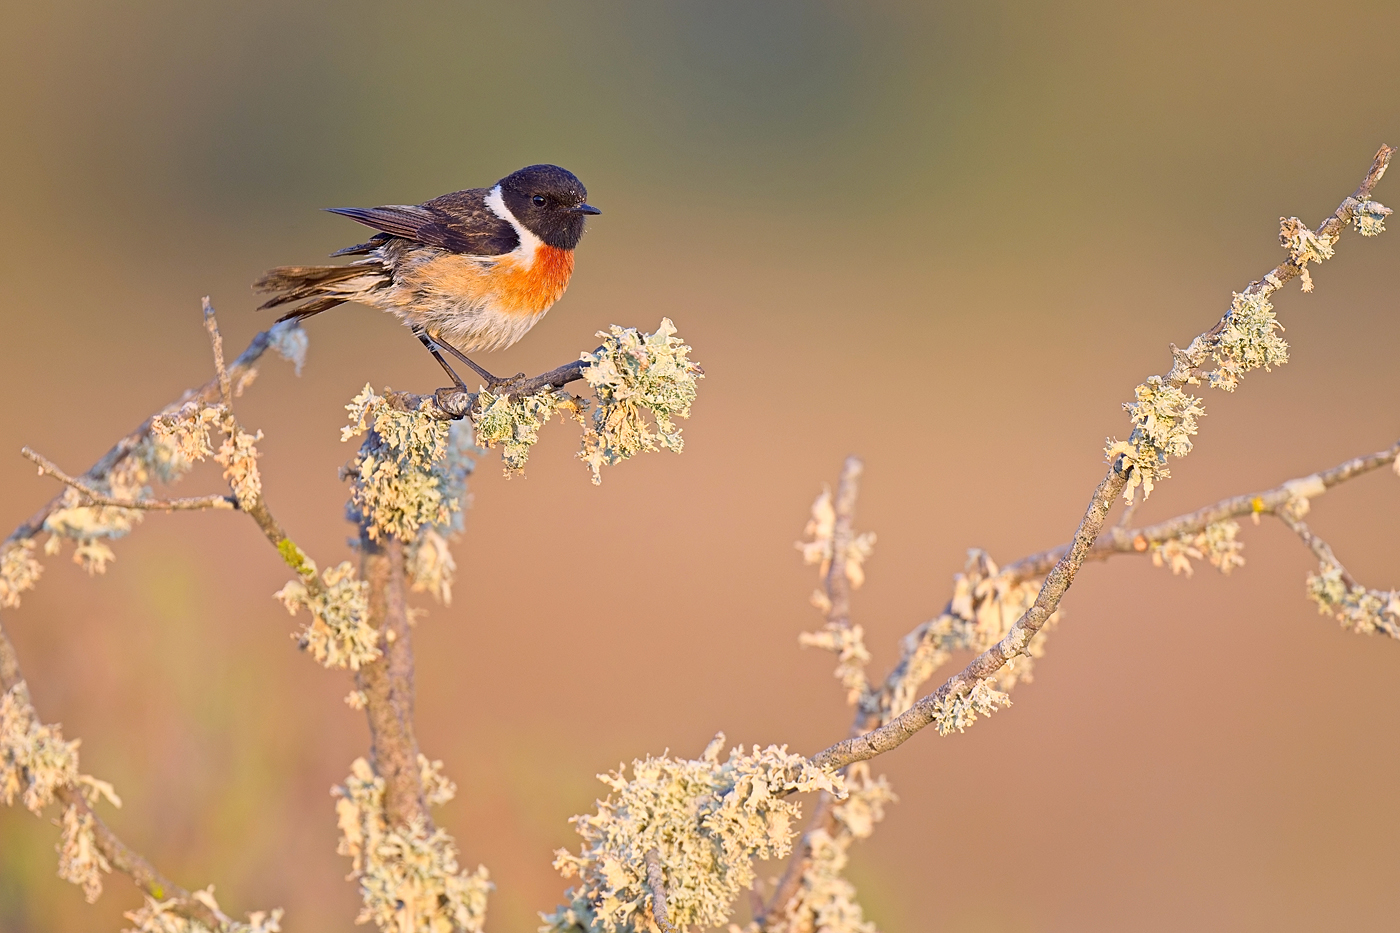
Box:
xmin=355 ymin=538 xmax=429 ymax=828
xmin=385 ymin=355 xmax=596 ymax=422
xmin=203 ymin=297 xmax=233 ymax=412
xmin=1275 ymin=512 xmax=1360 ymax=588
xmin=645 ymin=848 xmax=678 ymax=933
xmin=20 ymin=447 xmax=236 ymax=512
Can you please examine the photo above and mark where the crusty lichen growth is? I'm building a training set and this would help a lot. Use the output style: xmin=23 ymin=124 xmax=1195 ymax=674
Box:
xmin=876 ymin=550 xmax=1057 ymax=724
xmin=1106 ymin=375 xmax=1206 ymax=503
xmin=1279 ymin=216 xmax=1337 ymax=292
xmin=275 ymin=557 xmax=379 ymax=670
xmin=123 ymin=887 xmax=283 ymax=933
xmin=2 ymin=681 xmax=128 ymax=903
xmin=796 ymin=486 xmax=878 ymax=704
xmin=333 ymin=757 xmax=491 ymax=933
xmin=1351 ymin=198 xmax=1393 ymax=237
xmin=577 ymin=319 xmax=703 ymax=485
xmin=0 ymin=539 xmax=43 ymax=609
xmin=543 ymin=735 xmax=844 ymax=933
xmin=929 ymin=679 xmax=1011 ymax=735
xmin=754 ymin=764 xmax=895 ymax=933
xmin=406 ymin=422 xmax=477 ymax=605
xmin=343 ymin=385 xmax=461 ymax=542
xmin=1207 ymin=292 xmax=1289 ymax=392
xmin=796 ymin=486 xmax=877 ymax=595
xmin=57 ymin=802 xmax=112 ymax=903
xmin=1 ymin=681 xmax=80 ymax=814
xmin=473 ymin=387 xmax=586 ymax=477
xmin=1150 ymin=520 xmax=1246 ymax=577
xmin=1306 ymin=563 xmax=1400 ymax=640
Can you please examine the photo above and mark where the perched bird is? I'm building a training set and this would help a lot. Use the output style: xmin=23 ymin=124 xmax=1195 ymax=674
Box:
xmin=254 ymin=164 xmax=600 ymax=387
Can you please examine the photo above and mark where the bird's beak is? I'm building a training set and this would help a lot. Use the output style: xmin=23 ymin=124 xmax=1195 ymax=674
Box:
xmin=571 ymin=204 xmax=602 ymax=215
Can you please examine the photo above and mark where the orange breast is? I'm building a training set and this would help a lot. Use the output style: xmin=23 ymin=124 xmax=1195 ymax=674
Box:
xmin=403 ymin=245 xmax=575 ymax=319
xmin=493 ymin=244 xmax=575 ymax=316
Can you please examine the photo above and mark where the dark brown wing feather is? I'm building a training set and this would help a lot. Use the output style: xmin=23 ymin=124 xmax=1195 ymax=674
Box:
xmin=326 ymin=187 xmax=519 ymax=256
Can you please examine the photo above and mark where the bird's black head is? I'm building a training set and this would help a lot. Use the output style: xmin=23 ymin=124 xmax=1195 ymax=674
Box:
xmin=498 ymin=164 xmax=600 ymax=250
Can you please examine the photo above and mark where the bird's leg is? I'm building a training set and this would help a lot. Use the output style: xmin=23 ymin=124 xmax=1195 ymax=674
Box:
xmin=434 ymin=336 xmax=525 ymax=390
xmin=412 ymin=328 xmax=469 ymax=391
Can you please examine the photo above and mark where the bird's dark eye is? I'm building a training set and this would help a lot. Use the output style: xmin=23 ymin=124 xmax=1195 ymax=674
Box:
xmin=532 ymin=195 xmax=546 ymax=207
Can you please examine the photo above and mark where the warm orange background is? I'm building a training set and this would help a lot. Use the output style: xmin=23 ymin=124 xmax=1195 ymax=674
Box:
xmin=2 ymin=3 xmax=1399 ymax=931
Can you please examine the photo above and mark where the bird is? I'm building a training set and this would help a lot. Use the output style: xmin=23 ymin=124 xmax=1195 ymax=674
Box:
xmin=253 ymin=164 xmax=600 ymax=388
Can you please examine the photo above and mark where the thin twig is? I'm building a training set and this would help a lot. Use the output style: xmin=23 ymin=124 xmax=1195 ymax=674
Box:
xmin=645 ymin=848 xmax=678 ymax=933
xmin=1003 ymin=439 xmax=1400 ymax=584
xmin=1274 ymin=512 xmax=1360 ymax=589
xmin=388 ymin=355 xmax=597 ymax=422
xmin=20 ymin=447 xmax=236 ymax=512
xmin=808 ymin=147 xmax=1394 ymax=773
xmin=762 ymin=458 xmax=863 ymax=926
xmin=5 ymin=322 xmax=288 ymax=547
xmin=203 ymin=297 xmax=233 ymax=412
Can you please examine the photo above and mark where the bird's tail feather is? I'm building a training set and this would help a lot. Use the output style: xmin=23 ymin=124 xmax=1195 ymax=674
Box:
xmin=253 ymin=263 xmax=387 ymax=323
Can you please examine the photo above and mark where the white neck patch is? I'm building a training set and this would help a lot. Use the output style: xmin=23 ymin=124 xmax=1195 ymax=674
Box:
xmin=485 ymin=184 xmax=543 ymax=264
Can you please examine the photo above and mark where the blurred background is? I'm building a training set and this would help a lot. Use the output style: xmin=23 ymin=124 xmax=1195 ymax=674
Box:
xmin=2 ymin=2 xmax=1399 ymax=930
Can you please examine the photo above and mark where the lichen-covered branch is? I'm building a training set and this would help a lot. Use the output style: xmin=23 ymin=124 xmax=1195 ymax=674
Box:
xmin=387 ymin=319 xmax=704 ymax=483
xmin=0 ymin=620 xmax=262 ymax=931
xmin=0 ymin=306 xmax=303 ymax=930
xmin=355 ymin=539 xmax=429 ymax=828
xmin=762 ymin=457 xmax=881 ymax=931
xmin=808 ymin=144 xmax=1394 ymax=774
xmin=1003 ymin=439 xmax=1400 ymax=583
xmin=20 ymin=447 xmax=236 ymax=512
xmin=3 ymin=313 xmax=302 ymax=550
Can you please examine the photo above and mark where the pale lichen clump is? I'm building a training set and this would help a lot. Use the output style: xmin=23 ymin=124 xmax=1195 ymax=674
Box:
xmin=798 ymin=624 xmax=871 ymax=707
xmin=929 ymin=679 xmax=1011 ymax=736
xmin=215 ymin=428 xmax=265 ymax=510
xmin=275 ymin=553 xmax=379 ymax=670
xmin=796 ymin=486 xmax=877 ymax=595
xmin=1351 ymin=199 xmax=1393 ymax=237
xmin=1150 ymin=520 xmax=1246 ymax=577
xmin=1305 ymin=563 xmax=1400 ymax=640
xmin=343 ymin=385 xmax=460 ymax=542
xmin=0 ymin=539 xmax=43 ymax=609
xmin=1 ymin=682 xmax=80 ymax=814
xmin=333 ymin=757 xmax=491 ymax=933
xmin=544 ymin=736 xmax=843 ymax=933
xmin=578 ymin=319 xmax=703 ymax=485
xmin=406 ymin=421 xmax=478 ymax=605
xmin=1106 ymin=375 xmax=1205 ymax=503
xmin=1207 ymin=292 xmax=1289 ymax=392
xmin=796 ymin=486 xmax=878 ymax=704
xmin=2 ymin=682 xmax=126 ymax=903
xmin=1278 ymin=216 xmax=1337 ymax=292
xmin=879 ymin=551 xmax=1055 ymax=723
xmin=268 ymin=318 xmax=310 ymax=375
xmin=57 ymin=802 xmax=112 ymax=903
xmin=754 ymin=765 xmax=895 ymax=933
xmin=123 ymin=888 xmax=284 ymax=933
xmin=473 ymin=387 xmax=586 ymax=477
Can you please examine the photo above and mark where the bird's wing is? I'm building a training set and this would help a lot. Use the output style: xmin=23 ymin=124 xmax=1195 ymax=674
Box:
xmin=326 ymin=188 xmax=519 ymax=256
